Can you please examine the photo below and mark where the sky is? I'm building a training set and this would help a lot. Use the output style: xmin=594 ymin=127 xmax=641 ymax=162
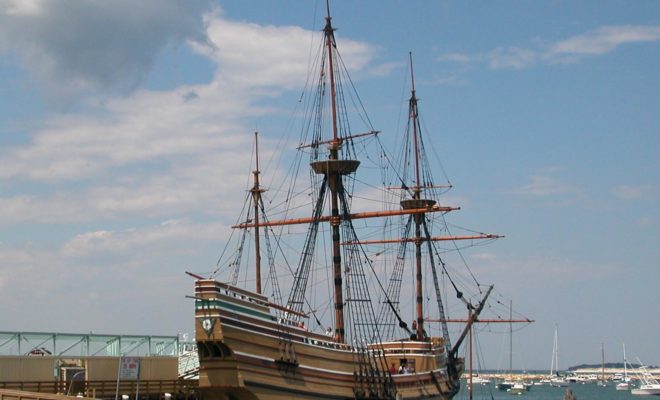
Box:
xmin=0 ymin=0 xmax=658 ymax=370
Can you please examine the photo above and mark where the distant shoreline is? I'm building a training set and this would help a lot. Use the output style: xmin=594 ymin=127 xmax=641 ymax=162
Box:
xmin=567 ymin=363 xmax=657 ymax=370
xmin=467 ymin=366 xmax=660 ymax=380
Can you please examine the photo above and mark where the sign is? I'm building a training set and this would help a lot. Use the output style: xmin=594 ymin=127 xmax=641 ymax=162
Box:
xmin=118 ymin=357 xmax=140 ymax=380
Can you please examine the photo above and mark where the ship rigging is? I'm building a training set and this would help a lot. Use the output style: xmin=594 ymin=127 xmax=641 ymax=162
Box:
xmin=190 ymin=2 xmax=508 ymax=399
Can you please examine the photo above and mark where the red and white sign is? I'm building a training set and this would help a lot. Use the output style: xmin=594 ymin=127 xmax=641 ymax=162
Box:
xmin=119 ymin=357 xmax=140 ymax=380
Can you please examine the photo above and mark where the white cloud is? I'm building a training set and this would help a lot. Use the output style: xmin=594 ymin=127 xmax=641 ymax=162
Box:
xmin=0 ymin=194 xmax=87 ymax=224
xmin=192 ymin=14 xmax=376 ymax=91
xmin=61 ymin=219 xmax=224 ymax=258
xmin=0 ymin=10 xmax=381 ymax=229
xmin=0 ymin=83 xmax=253 ymax=183
xmin=0 ymin=150 xmax=254 ymax=225
xmin=0 ymin=11 xmax=378 ymax=184
xmin=488 ymin=47 xmax=538 ymax=70
xmin=612 ymin=184 xmax=650 ymax=201
xmin=1 ymin=0 xmax=41 ymax=16
xmin=437 ymin=25 xmax=660 ymax=70
xmin=546 ymin=25 xmax=660 ymax=62
xmin=515 ymin=175 xmax=574 ymax=197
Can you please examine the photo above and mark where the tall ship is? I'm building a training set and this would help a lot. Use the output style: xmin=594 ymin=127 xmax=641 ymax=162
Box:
xmin=190 ymin=3 xmax=502 ymax=399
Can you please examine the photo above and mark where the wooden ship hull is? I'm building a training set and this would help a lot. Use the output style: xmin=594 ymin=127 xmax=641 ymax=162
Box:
xmin=194 ymin=279 xmax=463 ymax=400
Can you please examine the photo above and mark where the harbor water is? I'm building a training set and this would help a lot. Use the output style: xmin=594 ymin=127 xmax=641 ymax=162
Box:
xmin=458 ymin=382 xmax=644 ymax=399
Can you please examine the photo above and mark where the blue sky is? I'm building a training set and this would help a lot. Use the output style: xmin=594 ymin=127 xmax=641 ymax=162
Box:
xmin=1 ymin=0 xmax=658 ymax=370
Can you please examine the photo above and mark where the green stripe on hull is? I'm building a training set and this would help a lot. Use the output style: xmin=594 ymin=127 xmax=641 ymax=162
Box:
xmin=196 ymin=299 xmax=273 ymax=321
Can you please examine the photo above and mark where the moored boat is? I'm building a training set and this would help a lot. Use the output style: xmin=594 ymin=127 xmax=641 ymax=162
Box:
xmin=509 ymin=381 xmax=526 ymax=395
xmin=190 ymin=2 xmax=502 ymax=399
xmin=631 ymin=362 xmax=660 ymax=396
xmin=616 ymin=343 xmax=633 ymax=391
xmin=546 ymin=324 xmax=569 ymax=387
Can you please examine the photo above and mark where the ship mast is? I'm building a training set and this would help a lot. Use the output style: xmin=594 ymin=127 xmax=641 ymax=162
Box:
xmin=325 ymin=3 xmax=344 ymax=344
xmin=403 ymin=52 xmax=435 ymax=341
xmin=296 ymin=1 xmax=363 ymax=344
xmin=250 ymin=132 xmax=265 ymax=294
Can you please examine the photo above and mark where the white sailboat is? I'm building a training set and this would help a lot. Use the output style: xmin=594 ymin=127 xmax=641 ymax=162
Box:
xmin=494 ymin=302 xmax=531 ymax=395
xmin=616 ymin=343 xmax=632 ymax=391
xmin=547 ymin=325 xmax=568 ymax=387
xmin=496 ymin=302 xmax=515 ymax=391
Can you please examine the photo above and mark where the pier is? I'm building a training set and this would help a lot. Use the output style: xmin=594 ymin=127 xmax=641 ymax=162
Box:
xmin=0 ymin=332 xmax=199 ymax=400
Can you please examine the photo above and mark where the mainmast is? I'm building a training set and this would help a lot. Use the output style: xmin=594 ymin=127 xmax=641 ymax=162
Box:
xmin=402 ymin=52 xmax=435 ymax=341
xmin=308 ymin=2 xmax=360 ymax=344
xmin=409 ymin=52 xmax=422 ymax=200
xmin=250 ymin=132 xmax=265 ymax=294
xmin=325 ymin=4 xmax=344 ymax=345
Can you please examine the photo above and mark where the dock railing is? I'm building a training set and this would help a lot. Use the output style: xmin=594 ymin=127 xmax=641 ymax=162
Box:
xmin=0 ymin=380 xmax=198 ymax=400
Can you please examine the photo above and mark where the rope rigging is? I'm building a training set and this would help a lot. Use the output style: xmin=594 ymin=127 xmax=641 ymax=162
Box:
xmin=286 ymin=175 xmax=328 ymax=315
xmin=338 ymin=177 xmax=396 ymax=399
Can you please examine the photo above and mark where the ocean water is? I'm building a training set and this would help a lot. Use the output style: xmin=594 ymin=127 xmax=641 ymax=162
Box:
xmin=457 ymin=382 xmax=640 ymax=400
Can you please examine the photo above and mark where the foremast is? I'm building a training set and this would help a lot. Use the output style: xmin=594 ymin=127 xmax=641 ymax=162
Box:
xmin=250 ymin=132 xmax=264 ymax=294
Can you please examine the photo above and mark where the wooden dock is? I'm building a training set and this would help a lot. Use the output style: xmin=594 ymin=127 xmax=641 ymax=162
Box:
xmin=0 ymin=381 xmax=198 ymax=400
xmin=0 ymin=389 xmax=96 ymax=400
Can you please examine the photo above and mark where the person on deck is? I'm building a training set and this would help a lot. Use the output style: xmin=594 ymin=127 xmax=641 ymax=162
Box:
xmin=409 ymin=320 xmax=429 ymax=341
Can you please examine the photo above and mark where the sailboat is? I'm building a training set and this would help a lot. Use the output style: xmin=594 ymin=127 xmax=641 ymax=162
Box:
xmin=615 ymin=343 xmax=632 ymax=391
xmin=598 ymin=343 xmax=607 ymax=387
xmin=190 ymin=3 xmax=501 ymax=399
xmin=494 ymin=301 xmax=532 ymax=394
xmin=549 ymin=325 xmax=569 ymax=387
xmin=459 ymin=304 xmax=532 ymax=398
xmin=496 ymin=302 xmax=516 ymax=392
